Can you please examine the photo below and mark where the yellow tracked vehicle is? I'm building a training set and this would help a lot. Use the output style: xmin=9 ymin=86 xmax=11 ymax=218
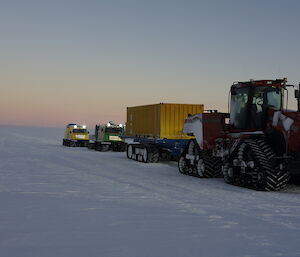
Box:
xmin=63 ymin=123 xmax=89 ymax=147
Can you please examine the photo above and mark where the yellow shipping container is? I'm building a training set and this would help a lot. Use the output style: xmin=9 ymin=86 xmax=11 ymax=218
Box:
xmin=126 ymin=103 xmax=204 ymax=139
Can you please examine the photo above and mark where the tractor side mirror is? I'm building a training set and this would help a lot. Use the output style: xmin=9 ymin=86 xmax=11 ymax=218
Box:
xmin=295 ymin=89 xmax=299 ymax=99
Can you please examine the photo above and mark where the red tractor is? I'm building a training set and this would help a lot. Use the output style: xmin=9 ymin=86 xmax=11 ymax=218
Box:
xmin=179 ymin=78 xmax=300 ymax=191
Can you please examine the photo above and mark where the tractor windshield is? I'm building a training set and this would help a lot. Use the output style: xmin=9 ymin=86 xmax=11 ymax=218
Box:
xmin=265 ymin=87 xmax=282 ymax=110
xmin=105 ymin=127 xmax=123 ymax=134
xmin=230 ymin=86 xmax=282 ymax=130
xmin=73 ymin=129 xmax=87 ymax=133
xmin=230 ymin=87 xmax=249 ymax=129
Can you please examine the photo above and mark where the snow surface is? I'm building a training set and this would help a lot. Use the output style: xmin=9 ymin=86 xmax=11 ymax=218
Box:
xmin=1 ymin=125 xmax=300 ymax=257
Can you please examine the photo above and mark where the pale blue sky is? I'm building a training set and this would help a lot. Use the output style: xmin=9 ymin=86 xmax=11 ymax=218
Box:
xmin=1 ymin=0 xmax=299 ymax=127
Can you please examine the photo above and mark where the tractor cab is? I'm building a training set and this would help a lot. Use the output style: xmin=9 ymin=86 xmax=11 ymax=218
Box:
xmin=95 ymin=122 xmax=124 ymax=142
xmin=88 ymin=122 xmax=126 ymax=151
xmin=63 ymin=124 xmax=89 ymax=147
xmin=104 ymin=125 xmax=123 ymax=135
xmin=230 ymin=79 xmax=285 ymax=131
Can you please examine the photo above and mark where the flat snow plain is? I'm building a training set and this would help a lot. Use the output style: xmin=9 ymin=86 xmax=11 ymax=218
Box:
xmin=1 ymin=126 xmax=300 ymax=257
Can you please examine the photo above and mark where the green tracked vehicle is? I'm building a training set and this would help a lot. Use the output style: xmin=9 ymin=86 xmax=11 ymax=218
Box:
xmin=88 ymin=122 xmax=126 ymax=151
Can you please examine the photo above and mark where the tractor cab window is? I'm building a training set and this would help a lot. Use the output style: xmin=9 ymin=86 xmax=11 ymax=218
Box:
xmin=252 ymin=87 xmax=282 ymax=111
xmin=248 ymin=87 xmax=267 ymax=129
xmin=105 ymin=127 xmax=123 ymax=134
xmin=73 ymin=129 xmax=87 ymax=133
xmin=266 ymin=88 xmax=281 ymax=110
xmin=230 ymin=86 xmax=282 ymax=130
xmin=230 ymin=87 xmax=249 ymax=129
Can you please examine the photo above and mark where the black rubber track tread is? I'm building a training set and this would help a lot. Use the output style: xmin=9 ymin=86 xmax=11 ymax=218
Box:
xmin=195 ymin=144 xmax=222 ymax=178
xmin=144 ymin=146 xmax=160 ymax=163
xmin=150 ymin=150 xmax=159 ymax=163
xmin=245 ymin=139 xmax=289 ymax=191
xmin=178 ymin=139 xmax=222 ymax=178
xmin=232 ymin=139 xmax=288 ymax=191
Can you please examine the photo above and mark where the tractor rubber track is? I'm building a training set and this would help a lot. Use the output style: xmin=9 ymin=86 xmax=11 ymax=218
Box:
xmin=245 ymin=139 xmax=289 ymax=191
xmin=223 ymin=139 xmax=289 ymax=191
xmin=178 ymin=139 xmax=222 ymax=178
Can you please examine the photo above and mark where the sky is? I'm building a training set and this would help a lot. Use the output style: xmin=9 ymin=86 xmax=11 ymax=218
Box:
xmin=1 ymin=0 xmax=300 ymax=128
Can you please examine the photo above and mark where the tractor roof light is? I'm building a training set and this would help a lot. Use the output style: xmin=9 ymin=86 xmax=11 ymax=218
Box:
xmin=119 ymin=124 xmax=123 ymax=127
xmin=74 ymin=125 xmax=77 ymax=128
xmin=82 ymin=125 xmax=86 ymax=129
xmin=107 ymin=122 xmax=111 ymax=127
